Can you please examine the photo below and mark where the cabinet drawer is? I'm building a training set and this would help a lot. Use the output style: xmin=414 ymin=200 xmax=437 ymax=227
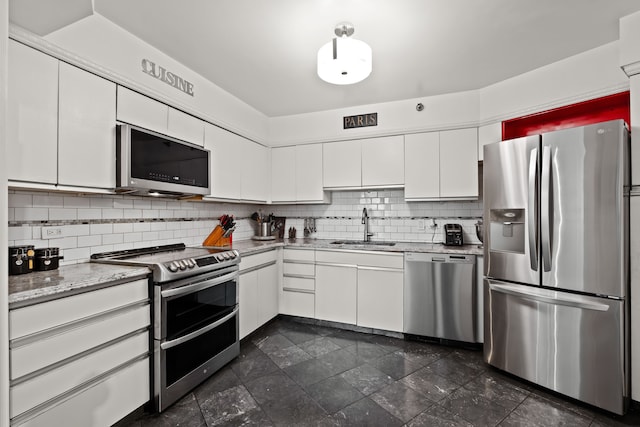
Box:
xmin=14 ymin=357 xmax=149 ymax=427
xmin=10 ymin=279 xmax=149 ymax=340
xmin=240 ymin=250 xmax=278 ymax=271
xmin=283 ymin=262 xmax=315 ymax=276
xmin=316 ymin=250 xmax=403 ymax=269
xmin=281 ymin=290 xmax=314 ymax=318
xmin=283 ymin=248 xmax=315 ymax=262
xmin=11 ymin=331 xmax=149 ymax=418
xmin=11 ymin=304 xmax=150 ymax=380
xmin=283 ymin=276 xmax=314 ymax=292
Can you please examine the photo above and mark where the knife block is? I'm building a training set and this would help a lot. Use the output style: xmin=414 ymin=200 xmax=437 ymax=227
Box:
xmin=202 ymin=225 xmax=232 ymax=247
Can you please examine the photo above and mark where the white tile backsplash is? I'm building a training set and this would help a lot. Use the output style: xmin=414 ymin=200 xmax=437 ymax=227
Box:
xmin=8 ymin=189 xmax=482 ymax=265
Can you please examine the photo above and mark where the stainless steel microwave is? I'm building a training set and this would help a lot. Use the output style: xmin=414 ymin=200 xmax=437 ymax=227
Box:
xmin=116 ymin=123 xmax=210 ymax=197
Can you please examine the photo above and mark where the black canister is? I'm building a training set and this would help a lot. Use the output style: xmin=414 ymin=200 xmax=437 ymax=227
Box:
xmin=34 ymin=247 xmax=63 ymax=271
xmin=8 ymin=245 xmax=35 ymax=275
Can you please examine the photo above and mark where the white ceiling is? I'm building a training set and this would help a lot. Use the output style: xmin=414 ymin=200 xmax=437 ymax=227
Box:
xmin=10 ymin=0 xmax=640 ymax=117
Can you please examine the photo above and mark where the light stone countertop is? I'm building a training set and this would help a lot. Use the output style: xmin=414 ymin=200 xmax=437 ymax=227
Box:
xmin=228 ymin=238 xmax=484 ymax=257
xmin=8 ymin=263 xmax=151 ymax=308
xmin=8 ymin=238 xmax=482 ymax=308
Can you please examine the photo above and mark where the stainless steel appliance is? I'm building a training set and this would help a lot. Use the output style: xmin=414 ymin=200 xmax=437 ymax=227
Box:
xmin=91 ymin=243 xmax=240 ymax=412
xmin=116 ymin=123 xmax=211 ymax=197
xmin=443 ymin=224 xmax=464 ymax=246
xmin=404 ymin=252 xmax=479 ymax=343
xmin=483 ymin=119 xmax=630 ymax=414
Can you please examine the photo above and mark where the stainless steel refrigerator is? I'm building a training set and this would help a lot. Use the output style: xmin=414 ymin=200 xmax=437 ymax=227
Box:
xmin=483 ymin=119 xmax=630 ymax=415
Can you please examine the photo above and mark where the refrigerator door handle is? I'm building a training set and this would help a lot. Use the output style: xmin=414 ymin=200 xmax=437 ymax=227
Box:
xmin=528 ymin=147 xmax=538 ymax=270
xmin=489 ymin=282 xmax=610 ymax=312
xmin=541 ymin=145 xmax=552 ymax=272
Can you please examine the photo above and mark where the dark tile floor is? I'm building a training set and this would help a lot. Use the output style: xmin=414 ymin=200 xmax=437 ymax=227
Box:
xmin=125 ymin=317 xmax=640 ymax=426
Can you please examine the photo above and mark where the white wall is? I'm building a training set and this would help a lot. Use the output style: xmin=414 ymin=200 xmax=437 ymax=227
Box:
xmin=1 ymin=0 xmax=9 ymax=424
xmin=268 ymin=90 xmax=479 ymax=146
xmin=269 ymin=41 xmax=629 ymax=146
xmin=39 ymin=14 xmax=269 ymax=145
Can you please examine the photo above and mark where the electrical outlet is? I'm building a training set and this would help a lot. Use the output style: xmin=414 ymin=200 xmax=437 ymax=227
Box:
xmin=417 ymin=220 xmax=426 ymax=231
xmin=42 ymin=227 xmax=63 ymax=239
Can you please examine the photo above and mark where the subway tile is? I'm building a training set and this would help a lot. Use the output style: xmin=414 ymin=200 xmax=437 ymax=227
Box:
xmin=33 ymin=194 xmax=64 ymax=208
xmin=124 ymin=232 xmax=143 ymax=243
xmin=8 ymin=226 xmax=33 ymax=241
xmin=9 ymin=193 xmax=33 ymax=208
xmin=133 ymin=222 xmax=152 ymax=232
xmin=103 ymin=234 xmax=124 ymax=245
xmin=53 ymin=237 xmax=79 ymax=250
xmin=143 ymin=231 xmax=160 ymax=241
xmin=90 ymin=223 xmax=113 ymax=235
xmin=14 ymin=208 xmax=48 ymax=221
xmin=113 ymin=198 xmax=134 ymax=209
xmin=78 ymin=235 xmax=102 ymax=247
xmin=113 ymin=223 xmax=134 ymax=233
xmin=124 ymin=209 xmax=143 ymax=219
xmin=49 ymin=208 xmax=78 ymax=221
xmin=134 ymin=199 xmax=152 ymax=210
xmin=152 ymin=200 xmax=168 ymax=210
xmin=61 ymin=247 xmax=91 ymax=263
xmin=78 ymin=208 xmax=102 ymax=220
xmin=64 ymin=196 xmax=91 ymax=208
xmin=62 ymin=224 xmax=91 ymax=237
xmin=8 ymin=208 xmax=15 ymax=221
xmin=102 ymin=209 xmax=124 ymax=219
xmin=143 ymin=209 xmax=160 ymax=219
xmin=90 ymin=197 xmax=114 ymax=208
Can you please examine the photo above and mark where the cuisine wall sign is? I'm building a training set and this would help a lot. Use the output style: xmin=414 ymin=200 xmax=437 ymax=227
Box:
xmin=141 ymin=59 xmax=195 ymax=96
xmin=343 ymin=113 xmax=377 ymax=129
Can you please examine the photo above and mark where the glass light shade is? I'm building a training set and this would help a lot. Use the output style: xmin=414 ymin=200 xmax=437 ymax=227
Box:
xmin=317 ymin=37 xmax=372 ymax=85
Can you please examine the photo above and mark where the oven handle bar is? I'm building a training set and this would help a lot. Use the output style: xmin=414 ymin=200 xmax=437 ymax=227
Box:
xmin=160 ymin=306 xmax=239 ymax=350
xmin=161 ymin=270 xmax=238 ymax=298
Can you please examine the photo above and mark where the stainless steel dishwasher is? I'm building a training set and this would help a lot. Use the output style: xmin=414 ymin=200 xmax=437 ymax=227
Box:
xmin=404 ymin=252 xmax=478 ymax=343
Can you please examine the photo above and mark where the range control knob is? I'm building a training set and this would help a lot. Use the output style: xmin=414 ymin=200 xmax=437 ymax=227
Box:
xmin=228 ymin=251 xmax=236 ymax=259
xmin=178 ymin=260 xmax=187 ymax=270
xmin=167 ymin=262 xmax=179 ymax=273
xmin=216 ymin=254 xmax=225 ymax=262
xmin=187 ymin=258 xmax=196 ymax=268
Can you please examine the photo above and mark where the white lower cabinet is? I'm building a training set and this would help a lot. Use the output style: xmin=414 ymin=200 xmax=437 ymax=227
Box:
xmin=357 ymin=267 xmax=403 ymax=332
xmin=315 ymin=263 xmax=357 ymax=325
xmin=281 ymin=249 xmax=315 ymax=318
xmin=315 ymin=249 xmax=403 ymax=331
xmin=9 ymin=277 xmax=151 ymax=427
xmin=239 ymin=250 xmax=280 ymax=339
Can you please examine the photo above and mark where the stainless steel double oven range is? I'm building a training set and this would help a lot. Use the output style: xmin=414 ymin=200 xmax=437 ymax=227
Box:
xmin=92 ymin=243 xmax=240 ymax=412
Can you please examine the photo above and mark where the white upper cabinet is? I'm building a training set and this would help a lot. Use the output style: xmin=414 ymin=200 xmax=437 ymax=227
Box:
xmin=361 ymin=135 xmax=404 ymax=188
xmin=478 ymin=122 xmax=502 ymax=161
xmin=440 ymin=128 xmax=478 ymax=198
xmin=405 ymin=128 xmax=478 ymax=201
xmin=167 ymin=108 xmax=204 ymax=147
xmin=296 ymin=144 xmax=326 ymax=202
xmin=323 ymin=136 xmax=404 ymax=190
xmin=204 ymin=123 xmax=267 ymax=202
xmin=58 ymin=62 xmax=117 ymax=189
xmin=204 ymin=123 xmax=242 ymax=200
xmin=116 ymin=86 xmax=168 ymax=133
xmin=7 ymin=40 xmax=59 ymax=184
xmin=271 ymin=147 xmax=297 ymax=202
xmin=272 ymin=144 xmax=327 ymax=203
xmin=241 ymin=138 xmax=269 ymax=203
xmin=323 ymin=140 xmax=361 ymax=188
xmin=405 ymin=132 xmax=440 ymax=200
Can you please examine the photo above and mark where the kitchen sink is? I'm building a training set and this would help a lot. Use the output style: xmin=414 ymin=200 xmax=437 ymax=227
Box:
xmin=330 ymin=240 xmax=396 ymax=246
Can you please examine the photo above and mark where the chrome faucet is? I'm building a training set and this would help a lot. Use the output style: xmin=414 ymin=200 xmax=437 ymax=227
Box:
xmin=362 ymin=208 xmax=373 ymax=242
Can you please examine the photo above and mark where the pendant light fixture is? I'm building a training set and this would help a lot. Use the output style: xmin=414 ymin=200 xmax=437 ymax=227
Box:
xmin=317 ymin=22 xmax=372 ymax=85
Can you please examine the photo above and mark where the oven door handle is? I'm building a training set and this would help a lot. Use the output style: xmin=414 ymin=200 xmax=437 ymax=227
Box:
xmin=161 ymin=270 xmax=238 ymax=298
xmin=160 ymin=306 xmax=239 ymax=350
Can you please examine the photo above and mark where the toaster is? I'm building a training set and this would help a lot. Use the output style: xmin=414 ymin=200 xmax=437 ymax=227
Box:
xmin=443 ymin=224 xmax=464 ymax=246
